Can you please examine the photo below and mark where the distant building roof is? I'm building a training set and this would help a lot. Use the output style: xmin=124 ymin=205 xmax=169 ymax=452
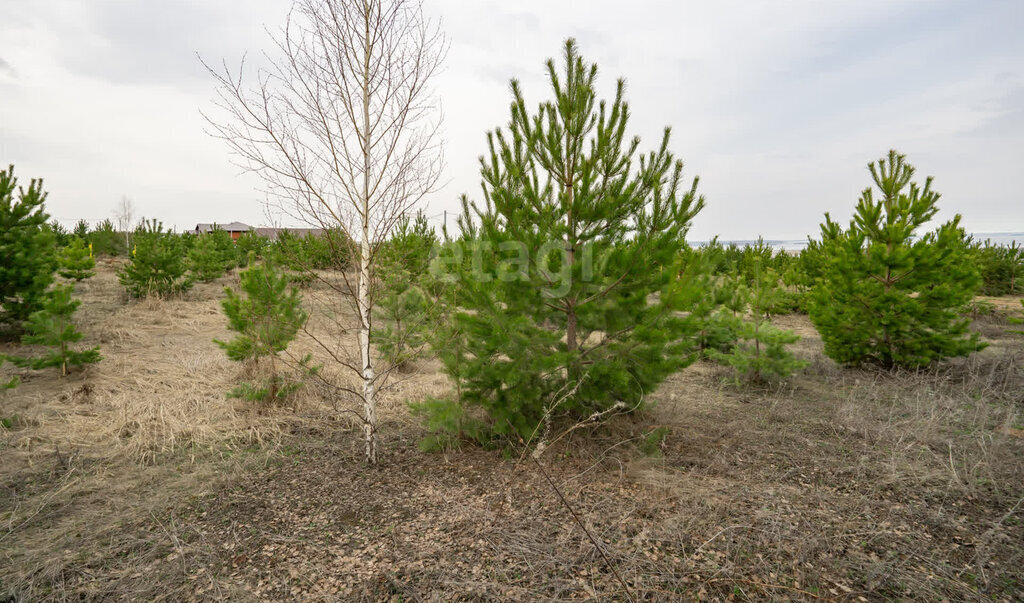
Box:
xmin=254 ymin=227 xmax=326 ymax=240
xmin=194 ymin=222 xmax=252 ymax=234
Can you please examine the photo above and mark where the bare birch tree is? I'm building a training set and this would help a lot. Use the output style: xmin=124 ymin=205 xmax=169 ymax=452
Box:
xmin=203 ymin=0 xmax=445 ymax=463
xmin=113 ymin=195 xmax=134 ymax=251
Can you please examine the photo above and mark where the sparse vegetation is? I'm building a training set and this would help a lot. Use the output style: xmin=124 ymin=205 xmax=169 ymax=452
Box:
xmin=2 ymin=15 xmax=1023 ymax=603
xmin=0 ymin=261 xmax=1021 ymax=601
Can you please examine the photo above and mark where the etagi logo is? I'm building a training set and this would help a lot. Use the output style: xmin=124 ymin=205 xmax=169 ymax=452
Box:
xmin=429 ymin=240 xmax=595 ymax=298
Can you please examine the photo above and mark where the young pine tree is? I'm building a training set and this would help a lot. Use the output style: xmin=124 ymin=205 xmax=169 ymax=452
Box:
xmin=58 ymin=237 xmax=97 ymax=281
xmin=235 ymin=231 xmax=270 ymax=266
xmin=189 ymin=233 xmax=227 ymax=282
xmin=809 ymin=150 xmax=982 ymax=368
xmin=433 ymin=40 xmax=704 ymax=440
xmin=47 ymin=221 xmax=71 ymax=247
xmin=207 ymin=226 xmax=240 ymax=271
xmin=707 ymin=259 xmax=807 ymax=382
xmin=664 ymin=241 xmax=745 ymax=357
xmin=374 ymin=211 xmax=439 ymax=370
xmin=88 ymin=218 xmax=125 ymax=256
xmin=72 ymin=219 xmax=90 ymax=240
xmin=11 ymin=284 xmax=101 ymax=376
xmin=0 ymin=166 xmax=57 ymax=337
xmin=214 ymin=258 xmax=310 ymax=402
xmin=118 ymin=219 xmax=194 ymax=297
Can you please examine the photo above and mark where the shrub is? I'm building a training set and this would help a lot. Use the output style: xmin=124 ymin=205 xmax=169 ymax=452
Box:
xmin=9 ymin=284 xmax=101 ymax=376
xmin=215 ymin=258 xmax=312 ymax=403
xmin=58 ymin=237 xmax=96 ymax=281
xmin=0 ymin=166 xmax=57 ymax=337
xmin=118 ymin=219 xmax=194 ymax=298
xmin=808 ymin=150 xmax=983 ymax=368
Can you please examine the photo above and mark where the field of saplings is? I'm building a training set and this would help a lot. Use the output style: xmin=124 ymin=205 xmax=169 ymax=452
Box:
xmin=3 ymin=35 xmax=1024 ymax=602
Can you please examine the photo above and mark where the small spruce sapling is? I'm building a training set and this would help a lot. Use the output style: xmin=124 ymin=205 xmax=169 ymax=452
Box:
xmin=10 ymin=284 xmax=101 ymax=376
xmin=215 ymin=257 xmax=313 ymax=402
xmin=58 ymin=237 xmax=96 ymax=281
xmin=708 ymin=259 xmax=807 ymax=382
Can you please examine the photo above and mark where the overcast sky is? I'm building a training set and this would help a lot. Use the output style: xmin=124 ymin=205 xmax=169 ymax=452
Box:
xmin=2 ymin=0 xmax=1022 ymax=241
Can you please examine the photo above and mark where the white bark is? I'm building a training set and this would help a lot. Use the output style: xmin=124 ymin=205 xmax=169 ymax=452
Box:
xmin=203 ymin=0 xmax=445 ymax=464
xmin=358 ymin=237 xmax=377 ymax=462
xmin=114 ymin=195 xmax=134 ymax=251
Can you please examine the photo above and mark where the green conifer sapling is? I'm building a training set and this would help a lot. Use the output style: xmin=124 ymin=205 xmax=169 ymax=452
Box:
xmin=11 ymin=284 xmax=101 ymax=376
xmin=808 ymin=150 xmax=982 ymax=368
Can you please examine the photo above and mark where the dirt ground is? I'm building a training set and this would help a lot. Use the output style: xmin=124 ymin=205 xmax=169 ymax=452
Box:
xmin=2 ymin=262 xmax=1023 ymax=601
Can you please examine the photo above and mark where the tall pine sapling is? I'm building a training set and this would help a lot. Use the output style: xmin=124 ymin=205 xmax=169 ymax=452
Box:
xmin=374 ymin=211 xmax=439 ymax=370
xmin=215 ymin=258 xmax=311 ymax=402
xmin=189 ymin=233 xmax=227 ymax=282
xmin=809 ymin=150 xmax=982 ymax=368
xmin=235 ymin=231 xmax=270 ymax=266
xmin=58 ymin=237 xmax=97 ymax=281
xmin=89 ymin=218 xmax=125 ymax=256
xmin=0 ymin=166 xmax=57 ymax=337
xmin=707 ymin=259 xmax=807 ymax=382
xmin=72 ymin=219 xmax=89 ymax=240
xmin=118 ymin=219 xmax=194 ymax=298
xmin=664 ymin=241 xmax=744 ymax=356
xmin=207 ymin=226 xmax=240 ymax=271
xmin=10 ymin=284 xmax=101 ymax=376
xmin=433 ymin=40 xmax=704 ymax=441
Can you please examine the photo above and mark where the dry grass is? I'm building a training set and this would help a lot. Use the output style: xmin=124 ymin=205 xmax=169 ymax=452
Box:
xmin=1 ymin=262 xmax=1023 ymax=601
